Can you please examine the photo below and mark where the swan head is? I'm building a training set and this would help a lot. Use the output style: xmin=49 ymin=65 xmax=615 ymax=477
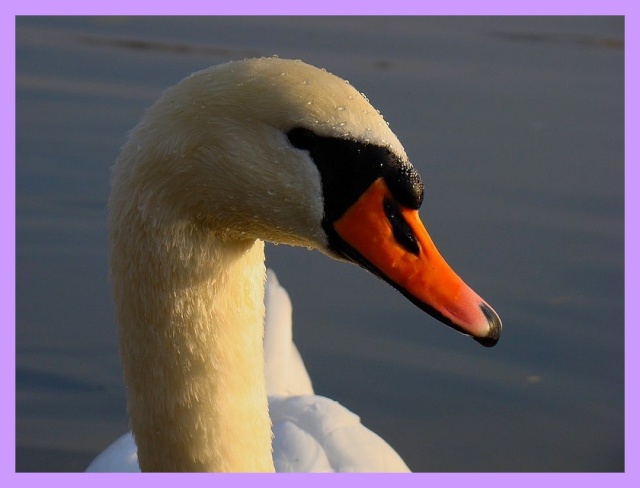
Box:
xmin=112 ymin=57 xmax=501 ymax=346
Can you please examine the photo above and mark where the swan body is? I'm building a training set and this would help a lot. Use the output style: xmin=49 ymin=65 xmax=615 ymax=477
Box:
xmin=100 ymin=57 xmax=501 ymax=472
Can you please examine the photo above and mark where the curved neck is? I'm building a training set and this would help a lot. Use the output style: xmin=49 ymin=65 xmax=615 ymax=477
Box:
xmin=111 ymin=216 xmax=274 ymax=472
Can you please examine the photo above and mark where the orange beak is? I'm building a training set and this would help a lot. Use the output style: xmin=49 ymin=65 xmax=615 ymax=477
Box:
xmin=331 ymin=177 xmax=502 ymax=347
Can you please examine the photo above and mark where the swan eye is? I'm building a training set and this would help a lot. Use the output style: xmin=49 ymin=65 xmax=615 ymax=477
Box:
xmin=383 ymin=198 xmax=420 ymax=255
xmin=287 ymin=127 xmax=317 ymax=149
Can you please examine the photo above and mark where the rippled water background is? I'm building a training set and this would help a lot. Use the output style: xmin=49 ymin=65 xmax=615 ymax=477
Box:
xmin=15 ymin=16 xmax=624 ymax=472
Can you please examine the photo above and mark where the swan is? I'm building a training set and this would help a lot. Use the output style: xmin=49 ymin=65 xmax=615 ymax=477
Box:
xmin=93 ymin=57 xmax=502 ymax=473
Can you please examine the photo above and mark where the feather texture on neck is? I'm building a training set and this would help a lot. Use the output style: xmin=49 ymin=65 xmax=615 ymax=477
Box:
xmin=109 ymin=193 xmax=274 ymax=471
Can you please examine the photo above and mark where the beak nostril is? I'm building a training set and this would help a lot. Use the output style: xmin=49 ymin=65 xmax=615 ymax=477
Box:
xmin=383 ymin=198 xmax=420 ymax=256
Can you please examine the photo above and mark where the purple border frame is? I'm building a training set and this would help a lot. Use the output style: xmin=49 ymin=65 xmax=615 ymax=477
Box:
xmin=2 ymin=2 xmax=637 ymax=487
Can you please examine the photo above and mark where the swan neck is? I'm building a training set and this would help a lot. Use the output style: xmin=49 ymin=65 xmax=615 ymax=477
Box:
xmin=111 ymin=217 xmax=274 ymax=472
